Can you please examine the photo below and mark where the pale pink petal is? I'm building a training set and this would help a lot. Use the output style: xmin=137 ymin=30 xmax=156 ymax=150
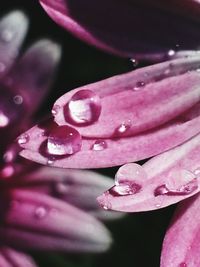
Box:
xmin=39 ymin=0 xmax=200 ymax=60
xmin=160 ymin=194 xmax=200 ymax=267
xmin=8 ymin=167 xmax=123 ymax=220
xmin=97 ymin=132 xmax=200 ymax=212
xmin=0 ymin=11 xmax=28 ymax=78
xmin=0 ymin=190 xmax=111 ymax=252
xmin=0 ymin=247 xmax=37 ymax=267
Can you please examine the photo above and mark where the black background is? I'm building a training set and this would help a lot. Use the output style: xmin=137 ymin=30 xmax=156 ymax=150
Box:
xmin=0 ymin=2 xmax=175 ymax=267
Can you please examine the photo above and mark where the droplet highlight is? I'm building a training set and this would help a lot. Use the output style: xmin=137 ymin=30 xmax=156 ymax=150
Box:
xmin=133 ymin=81 xmax=145 ymax=91
xmin=34 ymin=206 xmax=48 ymax=219
xmin=116 ymin=120 xmax=131 ymax=135
xmin=47 ymin=125 xmax=82 ymax=156
xmin=91 ymin=140 xmax=107 ymax=151
xmin=17 ymin=134 xmax=29 ymax=145
xmin=51 ymin=104 xmax=60 ymax=116
xmin=64 ymin=89 xmax=101 ymax=126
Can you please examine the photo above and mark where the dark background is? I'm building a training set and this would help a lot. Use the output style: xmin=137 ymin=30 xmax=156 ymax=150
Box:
xmin=0 ymin=1 xmax=175 ymax=267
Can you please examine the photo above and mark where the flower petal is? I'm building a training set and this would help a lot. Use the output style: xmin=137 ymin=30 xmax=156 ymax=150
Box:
xmin=0 ymin=247 xmax=37 ymax=267
xmin=160 ymin=194 xmax=200 ymax=267
xmin=39 ymin=0 xmax=200 ymax=59
xmin=52 ymin=56 xmax=200 ymax=138
xmin=0 ymin=11 xmax=28 ymax=78
xmin=97 ymin=132 xmax=200 ymax=212
xmin=3 ymin=39 xmax=61 ymax=114
xmin=0 ymin=190 xmax=112 ymax=252
xmin=7 ymin=167 xmax=123 ymax=220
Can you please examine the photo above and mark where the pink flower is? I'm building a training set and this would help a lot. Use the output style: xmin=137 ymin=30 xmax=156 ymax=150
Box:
xmin=0 ymin=10 xmax=113 ymax=267
xmin=39 ymin=0 xmax=200 ymax=61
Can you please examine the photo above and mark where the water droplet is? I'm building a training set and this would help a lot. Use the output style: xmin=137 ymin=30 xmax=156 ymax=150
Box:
xmin=194 ymin=168 xmax=200 ymax=177
xmin=1 ymin=29 xmax=14 ymax=42
xmin=130 ymin=58 xmax=138 ymax=67
xmin=51 ymin=104 xmax=60 ymax=116
xmin=13 ymin=95 xmax=23 ymax=105
xmin=168 ymin=49 xmax=175 ymax=57
xmin=179 ymin=263 xmax=187 ymax=267
xmin=0 ymin=62 xmax=5 ymax=72
xmin=47 ymin=158 xmax=55 ymax=166
xmin=47 ymin=125 xmax=82 ymax=156
xmin=109 ymin=183 xmax=141 ymax=197
xmin=91 ymin=140 xmax=107 ymax=151
xmin=155 ymin=203 xmax=162 ymax=208
xmin=34 ymin=206 xmax=48 ymax=219
xmin=0 ymin=111 xmax=9 ymax=127
xmin=133 ymin=81 xmax=145 ymax=91
xmin=116 ymin=120 xmax=131 ymax=135
xmin=17 ymin=134 xmax=29 ymax=145
xmin=64 ymin=89 xmax=101 ymax=125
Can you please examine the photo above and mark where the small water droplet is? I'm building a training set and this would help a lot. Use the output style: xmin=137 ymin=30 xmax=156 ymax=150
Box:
xmin=0 ymin=62 xmax=5 ymax=72
xmin=179 ymin=263 xmax=187 ymax=267
xmin=51 ymin=104 xmax=60 ymax=116
xmin=47 ymin=125 xmax=82 ymax=156
xmin=168 ymin=49 xmax=175 ymax=57
xmin=91 ymin=140 xmax=107 ymax=151
xmin=133 ymin=81 xmax=145 ymax=91
xmin=13 ymin=95 xmax=23 ymax=105
xmin=130 ymin=58 xmax=138 ymax=67
xmin=34 ymin=206 xmax=48 ymax=219
xmin=194 ymin=168 xmax=200 ymax=177
xmin=47 ymin=158 xmax=55 ymax=166
xmin=1 ymin=29 xmax=14 ymax=42
xmin=17 ymin=134 xmax=29 ymax=145
xmin=0 ymin=111 xmax=9 ymax=127
xmin=109 ymin=183 xmax=141 ymax=197
xmin=64 ymin=89 xmax=101 ymax=125
xmin=116 ymin=120 xmax=131 ymax=135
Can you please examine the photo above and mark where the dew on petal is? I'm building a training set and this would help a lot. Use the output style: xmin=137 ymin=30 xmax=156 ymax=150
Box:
xmin=109 ymin=183 xmax=142 ymax=197
xmin=13 ymin=95 xmax=23 ymax=105
xmin=47 ymin=125 xmax=82 ymax=156
xmin=0 ymin=111 xmax=9 ymax=127
xmin=1 ymin=29 xmax=14 ymax=42
xmin=64 ymin=89 xmax=101 ymax=126
xmin=168 ymin=49 xmax=175 ymax=57
xmin=91 ymin=140 xmax=107 ymax=151
xmin=133 ymin=81 xmax=145 ymax=91
xmin=17 ymin=134 xmax=29 ymax=145
xmin=154 ymin=170 xmax=198 ymax=197
xmin=51 ymin=104 xmax=60 ymax=116
xmin=116 ymin=120 xmax=131 ymax=135
xmin=34 ymin=206 xmax=48 ymax=219
xmin=130 ymin=58 xmax=138 ymax=67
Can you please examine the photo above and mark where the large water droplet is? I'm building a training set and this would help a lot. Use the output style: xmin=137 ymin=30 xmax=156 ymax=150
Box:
xmin=34 ymin=206 xmax=48 ymax=219
xmin=47 ymin=125 xmax=82 ymax=156
xmin=194 ymin=168 xmax=200 ymax=178
xmin=1 ymin=29 xmax=14 ymax=42
xmin=168 ymin=49 xmax=175 ymax=57
xmin=154 ymin=170 xmax=198 ymax=197
xmin=91 ymin=140 xmax=107 ymax=151
xmin=130 ymin=58 xmax=138 ymax=67
xmin=17 ymin=134 xmax=29 ymax=145
xmin=109 ymin=183 xmax=141 ymax=197
xmin=64 ymin=89 xmax=101 ymax=126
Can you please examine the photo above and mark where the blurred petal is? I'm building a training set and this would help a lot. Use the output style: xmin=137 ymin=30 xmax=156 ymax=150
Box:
xmin=4 ymin=39 xmax=61 ymax=113
xmin=19 ymin=57 xmax=200 ymax=168
xmin=0 ymin=247 xmax=37 ymax=267
xmin=0 ymin=190 xmax=112 ymax=252
xmin=0 ymin=11 xmax=28 ymax=78
xmin=97 ymin=132 xmax=200 ymax=212
xmin=7 ymin=167 xmax=123 ymax=220
xmin=39 ymin=0 xmax=200 ymax=59
xmin=160 ymin=194 xmax=200 ymax=267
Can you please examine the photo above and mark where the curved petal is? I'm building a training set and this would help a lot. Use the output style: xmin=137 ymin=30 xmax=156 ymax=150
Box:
xmin=160 ymin=194 xmax=200 ymax=267
xmin=0 ymin=247 xmax=37 ymax=267
xmin=0 ymin=10 xmax=28 ymax=78
xmin=39 ymin=0 xmax=200 ymax=59
xmin=0 ymin=190 xmax=112 ymax=253
xmin=97 ymin=132 xmax=200 ymax=212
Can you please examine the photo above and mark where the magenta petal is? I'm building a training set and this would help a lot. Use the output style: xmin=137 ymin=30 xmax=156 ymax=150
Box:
xmin=0 ymin=247 xmax=37 ymax=267
xmin=39 ymin=0 xmax=200 ymax=59
xmin=3 ymin=39 xmax=61 ymax=114
xmin=0 ymin=190 xmax=111 ymax=252
xmin=160 ymin=194 xmax=200 ymax=267
xmin=53 ymin=56 xmax=200 ymax=138
xmin=97 ymin=132 xmax=200 ymax=212
xmin=0 ymin=11 xmax=28 ymax=78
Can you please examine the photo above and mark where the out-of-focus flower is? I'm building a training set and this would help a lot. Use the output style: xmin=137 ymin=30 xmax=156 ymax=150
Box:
xmin=0 ymin=10 xmax=113 ymax=267
xmin=39 ymin=0 xmax=200 ymax=61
